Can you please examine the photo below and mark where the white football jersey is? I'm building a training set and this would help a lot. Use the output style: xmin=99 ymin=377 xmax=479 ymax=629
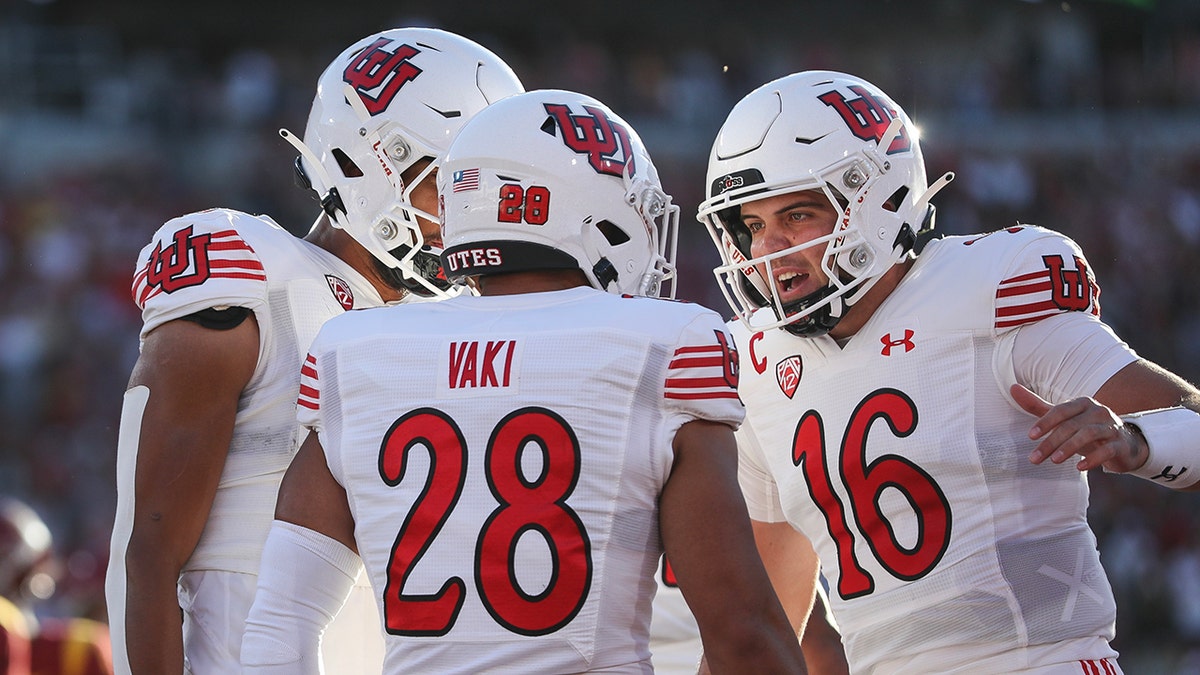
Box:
xmin=131 ymin=208 xmax=385 ymax=573
xmin=125 ymin=208 xmax=387 ymax=665
xmin=298 ymin=287 xmax=744 ymax=674
xmin=734 ymin=226 xmax=1137 ymax=674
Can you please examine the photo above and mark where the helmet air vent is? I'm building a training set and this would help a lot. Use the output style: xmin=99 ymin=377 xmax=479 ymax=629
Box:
xmin=332 ymin=149 xmax=363 ymax=178
xmin=884 ymin=186 xmax=909 ymax=212
xmin=594 ymin=220 xmax=630 ymax=246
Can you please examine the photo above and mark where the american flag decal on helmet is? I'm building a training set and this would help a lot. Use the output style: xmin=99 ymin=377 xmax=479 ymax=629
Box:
xmin=452 ymin=168 xmax=480 ymax=192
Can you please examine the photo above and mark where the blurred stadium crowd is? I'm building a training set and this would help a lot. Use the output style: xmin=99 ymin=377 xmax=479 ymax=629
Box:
xmin=1 ymin=0 xmax=1199 ymax=670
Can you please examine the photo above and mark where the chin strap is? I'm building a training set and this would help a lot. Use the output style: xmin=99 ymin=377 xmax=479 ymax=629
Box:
xmin=280 ymin=128 xmax=338 ymax=210
xmin=913 ymin=171 xmax=956 ymax=234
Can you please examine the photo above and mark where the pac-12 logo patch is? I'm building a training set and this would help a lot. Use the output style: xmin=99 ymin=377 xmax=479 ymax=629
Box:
xmin=776 ymin=355 xmax=803 ymax=399
xmin=326 ymin=275 xmax=354 ymax=310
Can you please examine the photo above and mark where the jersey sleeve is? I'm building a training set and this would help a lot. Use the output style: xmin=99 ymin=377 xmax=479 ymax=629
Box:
xmin=1009 ymin=311 xmax=1139 ymax=403
xmin=991 ymin=226 xmax=1101 ymax=334
xmin=297 ymin=350 xmax=322 ymax=433
xmin=985 ymin=226 xmax=1137 ymax=403
xmin=296 ymin=328 xmax=348 ymax=487
xmin=661 ymin=309 xmax=745 ymax=429
xmin=131 ymin=209 xmax=269 ymax=340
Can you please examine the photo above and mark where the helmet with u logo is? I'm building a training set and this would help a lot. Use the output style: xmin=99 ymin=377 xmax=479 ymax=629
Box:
xmin=698 ymin=71 xmax=953 ymax=336
xmin=438 ymin=90 xmax=678 ymax=298
xmin=285 ymin=28 xmax=524 ymax=297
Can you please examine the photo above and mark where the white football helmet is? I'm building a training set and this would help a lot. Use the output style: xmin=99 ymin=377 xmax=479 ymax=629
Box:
xmin=438 ymin=90 xmax=677 ymax=297
xmin=0 ymin=497 xmax=53 ymax=600
xmin=283 ymin=28 xmax=524 ymax=297
xmin=697 ymin=70 xmax=954 ymax=336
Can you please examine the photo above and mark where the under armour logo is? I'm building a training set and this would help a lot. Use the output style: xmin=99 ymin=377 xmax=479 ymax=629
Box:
xmin=1150 ymin=465 xmax=1189 ymax=483
xmin=543 ymin=102 xmax=633 ymax=177
xmin=880 ymin=329 xmax=916 ymax=356
xmin=1038 ymin=547 xmax=1107 ymax=622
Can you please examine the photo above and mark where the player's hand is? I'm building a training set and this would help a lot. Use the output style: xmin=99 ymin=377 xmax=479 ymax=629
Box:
xmin=1010 ymin=384 xmax=1148 ymax=473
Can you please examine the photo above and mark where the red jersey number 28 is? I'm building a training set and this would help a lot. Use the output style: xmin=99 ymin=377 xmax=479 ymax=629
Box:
xmin=378 ymin=406 xmax=592 ymax=637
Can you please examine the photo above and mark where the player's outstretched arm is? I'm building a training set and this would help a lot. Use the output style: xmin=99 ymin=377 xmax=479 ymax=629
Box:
xmin=241 ymin=431 xmax=360 ymax=674
xmin=1016 ymin=358 xmax=1200 ymax=492
xmin=662 ymin=419 xmax=808 ymax=675
xmin=110 ymin=317 xmax=258 ymax=674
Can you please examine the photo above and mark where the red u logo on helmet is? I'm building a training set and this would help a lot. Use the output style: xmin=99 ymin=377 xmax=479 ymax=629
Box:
xmin=543 ymin=103 xmax=634 ymax=177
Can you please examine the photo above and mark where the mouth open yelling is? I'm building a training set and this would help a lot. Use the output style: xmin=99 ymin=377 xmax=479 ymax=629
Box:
xmin=775 ymin=269 xmax=811 ymax=299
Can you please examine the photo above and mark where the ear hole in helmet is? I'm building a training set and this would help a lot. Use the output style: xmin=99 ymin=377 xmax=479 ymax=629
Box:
xmin=884 ymin=186 xmax=909 ymax=212
xmin=594 ymin=220 xmax=630 ymax=246
xmin=332 ymin=149 xmax=364 ymax=178
xmin=540 ymin=116 xmax=557 ymax=136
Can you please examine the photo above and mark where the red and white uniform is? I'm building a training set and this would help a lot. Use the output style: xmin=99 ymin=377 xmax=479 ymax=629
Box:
xmin=298 ymin=286 xmax=743 ymax=674
xmin=735 ymin=226 xmax=1135 ymax=674
xmin=109 ymin=208 xmax=387 ymax=672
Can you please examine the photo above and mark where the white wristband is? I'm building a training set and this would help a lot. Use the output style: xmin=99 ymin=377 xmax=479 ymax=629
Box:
xmin=1120 ymin=407 xmax=1200 ymax=489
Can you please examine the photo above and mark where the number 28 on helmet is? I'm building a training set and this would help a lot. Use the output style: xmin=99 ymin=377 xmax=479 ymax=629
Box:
xmin=438 ymin=89 xmax=678 ymax=298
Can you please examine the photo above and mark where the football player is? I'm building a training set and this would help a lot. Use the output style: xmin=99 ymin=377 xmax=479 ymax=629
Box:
xmin=240 ymin=89 xmax=806 ymax=674
xmin=0 ymin=592 xmax=31 ymax=674
xmin=697 ymin=70 xmax=1200 ymax=674
xmin=1 ymin=498 xmax=114 ymax=675
xmin=104 ymin=28 xmax=523 ymax=674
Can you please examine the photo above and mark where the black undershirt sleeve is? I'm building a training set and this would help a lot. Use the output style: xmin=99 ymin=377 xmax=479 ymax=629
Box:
xmin=179 ymin=306 xmax=253 ymax=330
